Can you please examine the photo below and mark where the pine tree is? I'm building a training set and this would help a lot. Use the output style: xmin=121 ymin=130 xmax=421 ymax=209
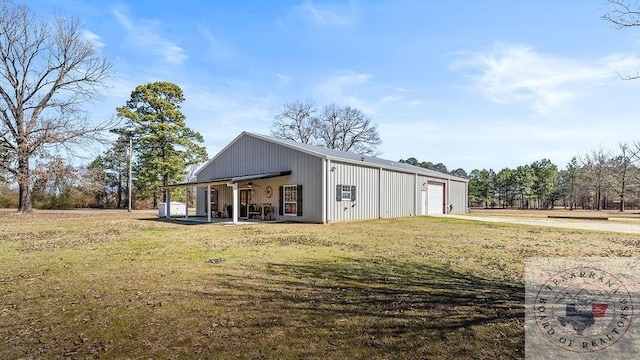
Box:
xmin=117 ymin=82 xmax=208 ymax=208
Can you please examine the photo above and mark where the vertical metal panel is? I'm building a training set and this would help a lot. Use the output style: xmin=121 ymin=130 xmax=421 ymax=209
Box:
xmin=379 ymin=169 xmax=416 ymax=218
xmin=448 ymin=180 xmax=468 ymax=214
xmin=327 ymin=161 xmax=380 ymax=222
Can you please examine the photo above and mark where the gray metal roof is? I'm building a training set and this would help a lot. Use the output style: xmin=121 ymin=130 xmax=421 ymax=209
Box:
xmin=246 ymin=132 xmax=468 ymax=182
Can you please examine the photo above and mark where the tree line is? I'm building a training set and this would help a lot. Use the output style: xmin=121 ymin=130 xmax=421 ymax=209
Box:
xmin=465 ymin=144 xmax=640 ymax=211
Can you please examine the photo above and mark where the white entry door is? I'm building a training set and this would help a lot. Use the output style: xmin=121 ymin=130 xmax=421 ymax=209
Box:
xmin=427 ymin=183 xmax=444 ymax=215
xmin=421 ymin=190 xmax=427 ymax=215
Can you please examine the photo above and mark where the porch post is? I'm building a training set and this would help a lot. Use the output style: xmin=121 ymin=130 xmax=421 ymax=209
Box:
xmin=207 ymin=185 xmax=212 ymax=223
xmin=165 ymin=190 xmax=171 ymax=219
xmin=232 ymin=182 xmax=238 ymax=225
xmin=185 ymin=187 xmax=189 ymax=219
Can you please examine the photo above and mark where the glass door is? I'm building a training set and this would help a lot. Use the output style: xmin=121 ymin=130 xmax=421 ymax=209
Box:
xmin=239 ymin=189 xmax=251 ymax=218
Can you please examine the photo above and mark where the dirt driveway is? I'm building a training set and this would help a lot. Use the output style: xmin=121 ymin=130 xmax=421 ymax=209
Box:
xmin=444 ymin=214 xmax=640 ymax=234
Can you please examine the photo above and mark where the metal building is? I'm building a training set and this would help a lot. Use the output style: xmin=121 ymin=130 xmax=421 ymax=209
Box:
xmin=181 ymin=132 xmax=467 ymax=223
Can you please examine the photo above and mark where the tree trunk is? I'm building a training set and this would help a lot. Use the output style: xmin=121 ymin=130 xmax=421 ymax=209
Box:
xmin=17 ymin=156 xmax=33 ymax=213
xmin=116 ymin=172 xmax=122 ymax=209
xmin=620 ymin=179 xmax=626 ymax=212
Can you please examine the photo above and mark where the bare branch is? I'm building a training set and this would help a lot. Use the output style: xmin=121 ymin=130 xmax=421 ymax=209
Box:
xmin=270 ymin=98 xmax=317 ymax=143
xmin=0 ymin=0 xmax=113 ymax=212
xmin=603 ymin=1 xmax=640 ymax=80
xmin=602 ymin=0 xmax=640 ymax=29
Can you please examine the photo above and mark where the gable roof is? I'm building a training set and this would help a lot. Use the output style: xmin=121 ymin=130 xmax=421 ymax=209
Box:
xmin=197 ymin=131 xmax=468 ymax=182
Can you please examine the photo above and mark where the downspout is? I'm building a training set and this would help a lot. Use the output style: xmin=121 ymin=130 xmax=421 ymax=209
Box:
xmin=378 ymin=167 xmax=382 ymax=219
xmin=413 ymin=173 xmax=418 ymax=216
xmin=447 ymin=179 xmax=451 ymax=213
xmin=322 ymin=158 xmax=328 ymax=224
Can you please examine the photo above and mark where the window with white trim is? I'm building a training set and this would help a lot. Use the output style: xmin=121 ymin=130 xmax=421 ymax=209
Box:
xmin=336 ymin=184 xmax=356 ymax=201
xmin=341 ymin=185 xmax=352 ymax=200
xmin=283 ymin=185 xmax=297 ymax=215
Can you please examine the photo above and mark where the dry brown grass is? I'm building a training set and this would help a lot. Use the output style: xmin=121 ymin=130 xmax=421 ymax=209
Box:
xmin=1 ymin=209 xmax=639 ymax=359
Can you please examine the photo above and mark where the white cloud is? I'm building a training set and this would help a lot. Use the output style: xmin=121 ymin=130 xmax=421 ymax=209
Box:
xmin=105 ymin=76 xmax=138 ymax=100
xmin=315 ymin=71 xmax=433 ymax=114
xmin=197 ymin=25 xmax=234 ymax=60
xmin=316 ymin=71 xmax=375 ymax=112
xmin=451 ymin=43 xmax=640 ymax=114
xmin=294 ymin=0 xmax=354 ymax=26
xmin=82 ymin=30 xmax=105 ymax=49
xmin=112 ymin=8 xmax=187 ymax=65
xmin=275 ymin=73 xmax=293 ymax=87
xmin=380 ymin=95 xmax=402 ymax=104
xmin=182 ymin=86 xmax=271 ymax=135
xmin=407 ymin=100 xmax=425 ymax=106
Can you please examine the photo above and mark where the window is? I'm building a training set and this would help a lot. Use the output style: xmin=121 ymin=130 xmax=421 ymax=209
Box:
xmin=283 ymin=185 xmax=297 ymax=215
xmin=279 ymin=185 xmax=302 ymax=216
xmin=204 ymin=189 xmax=218 ymax=211
xmin=341 ymin=185 xmax=352 ymax=200
xmin=336 ymin=184 xmax=356 ymax=201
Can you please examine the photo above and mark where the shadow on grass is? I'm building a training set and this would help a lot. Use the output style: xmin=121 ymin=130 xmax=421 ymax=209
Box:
xmin=199 ymin=257 xmax=524 ymax=358
xmin=141 ymin=217 xmax=283 ymax=226
xmin=139 ymin=217 xmax=219 ymax=226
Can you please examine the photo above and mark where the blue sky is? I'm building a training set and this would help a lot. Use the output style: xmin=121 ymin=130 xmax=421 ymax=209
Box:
xmin=22 ymin=0 xmax=640 ymax=172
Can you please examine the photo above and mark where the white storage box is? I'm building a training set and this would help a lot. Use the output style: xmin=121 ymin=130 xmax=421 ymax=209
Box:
xmin=158 ymin=202 xmax=186 ymax=217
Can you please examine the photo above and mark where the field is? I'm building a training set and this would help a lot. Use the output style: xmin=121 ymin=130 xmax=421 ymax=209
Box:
xmin=1 ymin=209 xmax=639 ymax=359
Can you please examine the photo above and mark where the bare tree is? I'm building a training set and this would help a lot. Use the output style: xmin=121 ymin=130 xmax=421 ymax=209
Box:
xmin=0 ymin=0 xmax=112 ymax=212
xmin=271 ymin=99 xmax=382 ymax=155
xmin=603 ymin=0 xmax=640 ymax=79
xmin=604 ymin=143 xmax=634 ymax=211
xmin=314 ymin=103 xmax=382 ymax=155
xmin=580 ymin=149 xmax=610 ymax=210
xmin=270 ymin=99 xmax=317 ymax=143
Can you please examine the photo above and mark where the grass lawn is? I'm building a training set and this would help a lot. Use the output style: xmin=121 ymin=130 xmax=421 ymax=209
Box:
xmin=1 ymin=210 xmax=639 ymax=359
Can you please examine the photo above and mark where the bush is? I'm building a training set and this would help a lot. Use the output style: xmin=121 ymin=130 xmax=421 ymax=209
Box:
xmin=0 ymin=187 xmax=18 ymax=208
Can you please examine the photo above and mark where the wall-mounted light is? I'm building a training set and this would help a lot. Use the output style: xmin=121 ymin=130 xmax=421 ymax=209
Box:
xmin=331 ymin=166 xmax=337 ymax=172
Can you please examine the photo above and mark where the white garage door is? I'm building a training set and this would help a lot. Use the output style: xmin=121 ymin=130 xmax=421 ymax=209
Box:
xmin=427 ymin=183 xmax=444 ymax=215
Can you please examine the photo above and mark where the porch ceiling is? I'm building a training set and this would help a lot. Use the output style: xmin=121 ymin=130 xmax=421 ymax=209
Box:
xmin=160 ymin=170 xmax=291 ymax=189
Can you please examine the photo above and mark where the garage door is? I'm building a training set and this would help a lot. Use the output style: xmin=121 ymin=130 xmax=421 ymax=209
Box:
xmin=427 ymin=183 xmax=444 ymax=215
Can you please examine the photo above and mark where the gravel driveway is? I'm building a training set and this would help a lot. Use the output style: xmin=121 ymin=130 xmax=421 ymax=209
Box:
xmin=444 ymin=214 xmax=640 ymax=234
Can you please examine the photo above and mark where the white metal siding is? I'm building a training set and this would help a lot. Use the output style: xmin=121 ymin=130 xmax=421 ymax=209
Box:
xmin=380 ymin=169 xmax=415 ymax=218
xmin=427 ymin=183 xmax=444 ymax=215
xmin=448 ymin=180 xmax=468 ymax=213
xmin=327 ymin=161 xmax=380 ymax=222
xmin=195 ymin=134 xmax=324 ymax=222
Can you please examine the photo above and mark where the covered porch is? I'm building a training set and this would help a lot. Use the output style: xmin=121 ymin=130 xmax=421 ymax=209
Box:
xmin=160 ymin=171 xmax=290 ymax=225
